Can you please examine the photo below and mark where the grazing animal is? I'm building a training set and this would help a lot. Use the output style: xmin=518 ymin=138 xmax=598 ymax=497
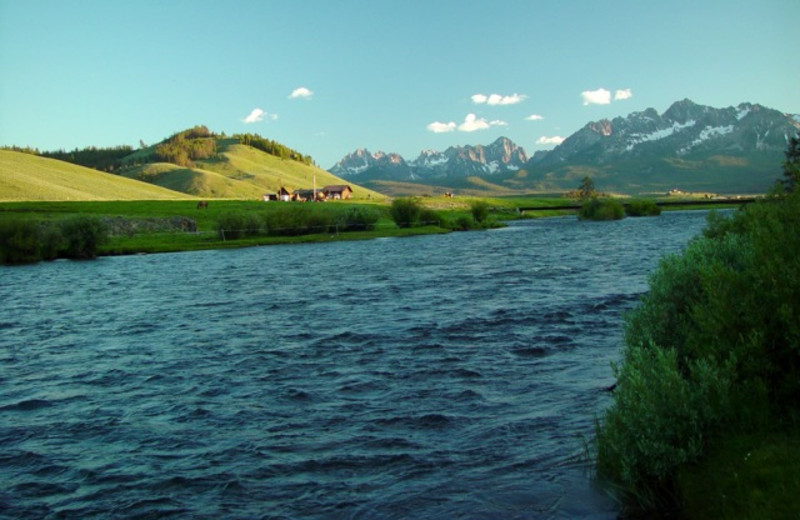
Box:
xmin=196 ymin=200 xmax=208 ymax=209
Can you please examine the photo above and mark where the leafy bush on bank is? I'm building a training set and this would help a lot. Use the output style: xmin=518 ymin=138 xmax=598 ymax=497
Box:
xmin=578 ymin=198 xmax=625 ymax=221
xmin=0 ymin=216 xmax=108 ymax=264
xmin=390 ymin=197 xmax=423 ymax=228
xmin=625 ymin=199 xmax=661 ymax=217
xmin=594 ymin=188 xmax=800 ymax=513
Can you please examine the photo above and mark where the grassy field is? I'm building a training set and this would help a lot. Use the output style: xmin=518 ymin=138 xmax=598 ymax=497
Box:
xmin=0 ymin=150 xmax=193 ymax=201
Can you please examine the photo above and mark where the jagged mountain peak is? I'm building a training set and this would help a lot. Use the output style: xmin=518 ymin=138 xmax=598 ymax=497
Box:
xmin=329 ymin=136 xmax=528 ymax=180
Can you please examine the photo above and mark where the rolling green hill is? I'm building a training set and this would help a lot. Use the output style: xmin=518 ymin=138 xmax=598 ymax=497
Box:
xmin=0 ymin=150 xmax=193 ymax=201
xmin=120 ymin=139 xmax=385 ymax=200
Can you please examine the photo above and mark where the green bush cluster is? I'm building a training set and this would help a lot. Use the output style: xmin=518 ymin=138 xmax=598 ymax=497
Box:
xmin=0 ymin=216 xmax=108 ymax=264
xmin=389 ymin=197 xmax=441 ymax=228
xmin=594 ymin=189 xmax=800 ymax=511
xmin=578 ymin=198 xmax=625 ymax=220
xmin=217 ymin=205 xmax=381 ymax=240
xmin=625 ymin=199 xmax=661 ymax=217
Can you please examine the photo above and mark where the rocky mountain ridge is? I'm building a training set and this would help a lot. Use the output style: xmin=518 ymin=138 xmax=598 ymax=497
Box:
xmin=328 ymin=99 xmax=800 ymax=195
xmin=329 ymin=136 xmax=528 ymax=181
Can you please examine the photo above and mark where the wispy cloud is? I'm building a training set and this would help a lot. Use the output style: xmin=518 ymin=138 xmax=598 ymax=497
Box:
xmin=615 ymin=88 xmax=633 ymax=101
xmin=581 ymin=88 xmax=612 ymax=106
xmin=472 ymin=93 xmax=527 ymax=106
xmin=426 ymin=113 xmax=507 ymax=133
xmin=242 ymin=108 xmax=278 ymax=123
xmin=426 ymin=121 xmax=457 ymax=133
xmin=525 ymin=114 xmax=544 ymax=121
xmin=536 ymin=135 xmax=565 ymax=145
xmin=289 ymin=87 xmax=313 ymax=100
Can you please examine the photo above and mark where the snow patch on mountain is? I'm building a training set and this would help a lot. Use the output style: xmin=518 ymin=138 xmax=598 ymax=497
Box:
xmin=678 ymin=125 xmax=734 ymax=154
xmin=625 ymin=120 xmax=696 ymax=151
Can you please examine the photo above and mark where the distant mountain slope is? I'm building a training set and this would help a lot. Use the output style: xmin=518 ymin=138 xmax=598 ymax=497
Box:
xmin=121 ymin=139 xmax=383 ymax=200
xmin=525 ymin=99 xmax=800 ymax=193
xmin=329 ymin=100 xmax=800 ymax=195
xmin=0 ymin=150 xmax=193 ymax=201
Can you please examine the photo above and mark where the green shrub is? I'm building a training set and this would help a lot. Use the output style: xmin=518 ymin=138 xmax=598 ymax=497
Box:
xmin=625 ymin=199 xmax=661 ymax=217
xmin=57 ymin=216 xmax=108 ymax=259
xmin=594 ymin=189 xmax=800 ymax=512
xmin=0 ymin=218 xmax=42 ymax=264
xmin=578 ymin=198 xmax=625 ymax=220
xmin=217 ymin=212 xmax=262 ymax=240
xmin=419 ymin=208 xmax=441 ymax=227
xmin=470 ymin=200 xmax=491 ymax=223
xmin=337 ymin=206 xmax=380 ymax=231
xmin=264 ymin=205 xmax=334 ymax=236
xmin=390 ymin=197 xmax=423 ymax=228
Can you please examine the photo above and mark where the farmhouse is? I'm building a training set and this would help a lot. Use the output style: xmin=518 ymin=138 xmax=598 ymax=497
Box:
xmin=323 ymin=185 xmax=352 ymax=200
xmin=292 ymin=189 xmax=326 ymax=202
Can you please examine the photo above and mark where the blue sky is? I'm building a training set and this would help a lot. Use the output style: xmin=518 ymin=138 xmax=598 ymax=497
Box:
xmin=1 ymin=0 xmax=798 ymax=169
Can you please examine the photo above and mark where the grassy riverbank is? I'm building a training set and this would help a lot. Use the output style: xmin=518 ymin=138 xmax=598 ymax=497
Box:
xmin=0 ymin=196 xmax=755 ymax=260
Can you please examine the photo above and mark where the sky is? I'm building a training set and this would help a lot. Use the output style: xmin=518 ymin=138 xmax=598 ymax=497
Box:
xmin=1 ymin=0 xmax=799 ymax=169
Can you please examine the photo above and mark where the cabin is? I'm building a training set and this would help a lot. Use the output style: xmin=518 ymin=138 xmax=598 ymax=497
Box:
xmin=323 ymin=185 xmax=353 ymax=200
xmin=292 ymin=189 xmax=326 ymax=202
xmin=263 ymin=193 xmax=278 ymax=201
xmin=277 ymin=187 xmax=293 ymax=202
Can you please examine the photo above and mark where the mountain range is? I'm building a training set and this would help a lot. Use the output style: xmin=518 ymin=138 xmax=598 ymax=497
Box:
xmin=329 ymin=99 xmax=800 ymax=195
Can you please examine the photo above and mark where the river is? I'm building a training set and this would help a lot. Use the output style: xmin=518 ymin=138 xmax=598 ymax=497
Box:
xmin=0 ymin=211 xmax=716 ymax=519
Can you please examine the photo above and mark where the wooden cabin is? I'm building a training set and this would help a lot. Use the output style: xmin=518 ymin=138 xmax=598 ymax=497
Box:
xmin=323 ymin=185 xmax=353 ymax=200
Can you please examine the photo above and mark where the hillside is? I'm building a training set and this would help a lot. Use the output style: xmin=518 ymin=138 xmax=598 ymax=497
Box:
xmin=120 ymin=138 xmax=384 ymax=200
xmin=0 ymin=150 xmax=193 ymax=201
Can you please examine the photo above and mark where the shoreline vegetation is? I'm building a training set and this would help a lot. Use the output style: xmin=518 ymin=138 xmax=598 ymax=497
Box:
xmin=593 ymin=134 xmax=800 ymax=518
xmin=0 ymin=196 xmax=749 ymax=264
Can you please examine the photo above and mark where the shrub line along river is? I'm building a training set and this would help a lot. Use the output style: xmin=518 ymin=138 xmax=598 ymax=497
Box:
xmin=0 ymin=211 xmax=719 ymax=519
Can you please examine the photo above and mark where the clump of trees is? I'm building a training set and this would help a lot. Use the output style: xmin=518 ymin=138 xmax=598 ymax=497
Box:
xmin=153 ymin=125 xmax=217 ymax=167
xmin=0 ymin=216 xmax=108 ymax=264
xmin=2 ymin=145 xmax=134 ymax=172
xmin=593 ymin=146 xmax=800 ymax=513
xmin=578 ymin=197 xmax=625 ymax=220
xmin=234 ymin=133 xmax=314 ymax=165
xmin=625 ymin=199 xmax=661 ymax=217
xmin=388 ymin=198 xmax=442 ymax=228
xmin=216 ymin=205 xmax=380 ymax=240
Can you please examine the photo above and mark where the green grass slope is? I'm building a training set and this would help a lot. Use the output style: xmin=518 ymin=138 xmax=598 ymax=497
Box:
xmin=121 ymin=140 xmax=385 ymax=200
xmin=0 ymin=150 xmax=193 ymax=201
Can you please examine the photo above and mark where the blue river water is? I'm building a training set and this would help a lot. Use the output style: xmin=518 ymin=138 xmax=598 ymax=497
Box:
xmin=0 ymin=211 xmax=716 ymax=519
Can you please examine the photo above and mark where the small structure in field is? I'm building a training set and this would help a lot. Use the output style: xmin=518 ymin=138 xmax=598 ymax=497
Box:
xmin=323 ymin=185 xmax=353 ymax=200
xmin=292 ymin=189 xmax=326 ymax=202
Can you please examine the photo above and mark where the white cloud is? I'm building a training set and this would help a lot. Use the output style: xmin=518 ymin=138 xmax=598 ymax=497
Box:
xmin=427 ymin=114 xmax=507 ymax=133
xmin=615 ymin=88 xmax=633 ymax=101
xmin=243 ymin=108 xmax=265 ymax=123
xmin=426 ymin=121 xmax=457 ymax=133
xmin=536 ymin=135 xmax=565 ymax=145
xmin=526 ymin=114 xmax=544 ymax=121
xmin=581 ymin=88 xmax=612 ymax=105
xmin=472 ymin=93 xmax=527 ymax=105
xmin=289 ymin=87 xmax=313 ymax=100
xmin=458 ymin=113 xmax=507 ymax=132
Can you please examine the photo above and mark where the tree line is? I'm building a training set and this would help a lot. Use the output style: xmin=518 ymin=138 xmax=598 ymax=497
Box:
xmin=2 ymin=145 xmax=133 ymax=172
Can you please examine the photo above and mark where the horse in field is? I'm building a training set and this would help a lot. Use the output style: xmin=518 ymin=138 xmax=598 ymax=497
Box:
xmin=196 ymin=200 xmax=209 ymax=209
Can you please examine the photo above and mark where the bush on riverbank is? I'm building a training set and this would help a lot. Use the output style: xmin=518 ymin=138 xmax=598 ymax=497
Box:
xmin=594 ymin=188 xmax=800 ymax=514
xmin=578 ymin=198 xmax=625 ymax=221
xmin=0 ymin=216 xmax=108 ymax=263
xmin=625 ymin=199 xmax=661 ymax=217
